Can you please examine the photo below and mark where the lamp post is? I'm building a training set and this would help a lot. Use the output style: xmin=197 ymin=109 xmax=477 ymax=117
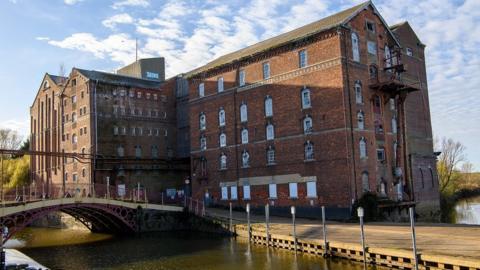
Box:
xmin=291 ymin=206 xmax=297 ymax=253
xmin=357 ymin=207 xmax=367 ymax=264
xmin=246 ymin=203 xmax=251 ymax=242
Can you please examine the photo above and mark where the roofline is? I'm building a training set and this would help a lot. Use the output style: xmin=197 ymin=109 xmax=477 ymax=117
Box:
xmin=30 ymin=73 xmax=64 ymax=109
xmin=389 ymin=21 xmax=426 ymax=47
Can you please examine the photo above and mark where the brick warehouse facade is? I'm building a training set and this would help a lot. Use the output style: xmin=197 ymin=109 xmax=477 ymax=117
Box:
xmin=30 ymin=1 xmax=439 ymax=219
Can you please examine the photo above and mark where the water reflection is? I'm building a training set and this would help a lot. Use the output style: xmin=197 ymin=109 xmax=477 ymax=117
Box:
xmin=17 ymin=228 xmax=383 ymax=270
xmin=455 ymin=196 xmax=480 ymax=225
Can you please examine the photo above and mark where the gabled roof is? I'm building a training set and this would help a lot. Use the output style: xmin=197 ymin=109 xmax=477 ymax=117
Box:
xmin=48 ymin=74 xmax=67 ymax=85
xmin=74 ymin=68 xmax=162 ymax=89
xmin=390 ymin=21 xmax=425 ymax=47
xmin=185 ymin=1 xmax=399 ymax=78
xmin=30 ymin=73 xmax=66 ymax=109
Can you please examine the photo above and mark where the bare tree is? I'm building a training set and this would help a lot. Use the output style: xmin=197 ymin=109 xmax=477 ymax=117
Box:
xmin=460 ymin=161 xmax=475 ymax=188
xmin=0 ymin=128 xmax=23 ymax=150
xmin=437 ymin=137 xmax=466 ymax=192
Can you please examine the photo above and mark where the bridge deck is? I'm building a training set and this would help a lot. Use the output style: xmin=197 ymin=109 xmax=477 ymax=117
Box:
xmin=1 ymin=198 xmax=183 ymax=217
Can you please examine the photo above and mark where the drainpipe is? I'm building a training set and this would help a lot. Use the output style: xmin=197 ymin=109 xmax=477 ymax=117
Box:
xmin=339 ymin=26 xmax=359 ymax=203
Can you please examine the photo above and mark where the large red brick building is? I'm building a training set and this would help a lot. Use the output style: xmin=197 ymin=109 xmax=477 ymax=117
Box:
xmin=30 ymin=1 xmax=439 ymax=219
xmin=185 ymin=1 xmax=439 ymax=219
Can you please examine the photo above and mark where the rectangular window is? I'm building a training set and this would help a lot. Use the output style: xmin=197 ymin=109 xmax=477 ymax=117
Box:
xmin=230 ymin=186 xmax=238 ymax=200
xmin=263 ymin=62 xmax=270 ymax=79
xmin=389 ymin=98 xmax=396 ymax=110
xmin=239 ymin=70 xmax=245 ymax=86
xmin=269 ymin=183 xmax=277 ymax=199
xmin=406 ymin=47 xmax=413 ymax=56
xmin=243 ymin=185 xmax=251 ymax=200
xmin=299 ymin=50 xmax=307 ymax=68
xmin=113 ymin=126 xmax=119 ymax=135
xmin=217 ymin=77 xmax=224 ymax=92
xmin=289 ymin=182 xmax=298 ymax=198
xmin=153 ymin=94 xmax=158 ymax=100
xmin=71 ymin=95 xmax=77 ymax=104
xmin=366 ymin=21 xmax=376 ymax=33
xmin=367 ymin=41 xmax=377 ymax=55
xmin=307 ymin=181 xmax=317 ymax=198
xmin=198 ymin=83 xmax=205 ymax=97
xmin=377 ymin=148 xmax=385 ymax=161
xmin=137 ymin=91 xmax=142 ymax=99
xmin=72 ymin=174 xmax=78 ymax=182
xmin=221 ymin=186 xmax=228 ymax=200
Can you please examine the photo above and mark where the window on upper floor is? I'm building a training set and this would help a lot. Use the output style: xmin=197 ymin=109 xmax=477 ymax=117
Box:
xmin=129 ymin=90 xmax=135 ymax=98
xmin=266 ymin=146 xmax=275 ymax=165
xmin=221 ymin=186 xmax=228 ymax=200
xmin=377 ymin=148 xmax=385 ymax=162
xmin=351 ymin=32 xmax=360 ymax=62
xmin=303 ymin=115 xmax=313 ymax=134
xmin=305 ymin=141 xmax=314 ymax=160
xmin=385 ymin=45 xmax=392 ymax=69
xmin=72 ymin=112 xmax=77 ymax=123
xmin=266 ymin=123 xmax=275 ymax=140
xmin=393 ymin=141 xmax=398 ymax=161
xmin=389 ymin=98 xmax=396 ymax=110
xmin=373 ymin=95 xmax=381 ymax=114
xmin=72 ymin=134 xmax=78 ymax=144
xmin=392 ymin=116 xmax=398 ymax=134
xmin=217 ymin=77 xmax=224 ymax=92
xmin=366 ymin=21 xmax=376 ymax=33
xmin=263 ymin=62 xmax=270 ymax=79
xmin=289 ymin=182 xmax=298 ymax=198
xmin=198 ymin=83 xmax=205 ymax=97
xmin=242 ymin=150 xmax=250 ymax=168
xmin=264 ymin=96 xmax=273 ymax=117
xmin=239 ymin=70 xmax=246 ymax=87
xmin=151 ymin=146 xmax=159 ymax=158
xmin=359 ymin=137 xmax=367 ymax=158
xmin=219 ymin=153 xmax=227 ymax=170
xmin=357 ymin=111 xmax=365 ymax=130
xmin=307 ymin=181 xmax=317 ymax=198
xmin=299 ymin=49 xmax=308 ymax=68
xmin=135 ymin=145 xmax=142 ymax=158
xmin=243 ymin=185 xmax=251 ymax=200
xmin=137 ymin=91 xmax=142 ymax=99
xmin=355 ymin=80 xmax=363 ymax=104
xmin=146 ymin=93 xmax=151 ymax=99
xmin=362 ymin=171 xmax=369 ymax=192
xmin=240 ymin=103 xmax=248 ymax=122
xmin=113 ymin=126 xmax=119 ymax=135
xmin=406 ymin=47 xmax=413 ymax=56
xmin=218 ymin=108 xmax=226 ymax=127
xmin=72 ymin=95 xmax=77 ymax=104
xmin=153 ymin=94 xmax=158 ymax=100
xmin=199 ymin=113 xmax=206 ymax=130
xmin=241 ymin=128 xmax=248 ymax=144
xmin=301 ymin=88 xmax=311 ymax=109
xmin=269 ymin=183 xmax=277 ymax=199
xmin=219 ymin=133 xmax=227 ymax=147
xmin=200 ymin=135 xmax=207 ymax=151
xmin=367 ymin=41 xmax=377 ymax=55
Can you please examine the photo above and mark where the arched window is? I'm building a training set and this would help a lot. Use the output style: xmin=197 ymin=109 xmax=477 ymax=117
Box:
xmin=151 ymin=145 xmax=159 ymax=158
xmin=351 ymin=32 xmax=360 ymax=62
xmin=72 ymin=134 xmax=78 ymax=144
xmin=380 ymin=180 xmax=387 ymax=196
xmin=385 ymin=45 xmax=392 ymax=69
xmin=72 ymin=112 xmax=77 ymax=122
xmin=218 ymin=108 xmax=226 ymax=127
xmin=305 ymin=141 xmax=314 ymax=160
xmin=303 ymin=115 xmax=313 ymax=134
xmin=135 ymin=146 xmax=142 ymax=158
xmin=362 ymin=171 xmax=369 ymax=192
xmin=301 ymin=88 xmax=311 ymax=109
xmin=241 ymin=128 xmax=248 ymax=144
xmin=219 ymin=132 xmax=227 ymax=147
xmin=117 ymin=146 xmax=124 ymax=157
xmin=369 ymin=64 xmax=378 ymax=80
xmin=264 ymin=96 xmax=273 ymax=117
xmin=357 ymin=111 xmax=364 ymax=130
xmin=391 ymin=116 xmax=397 ymax=134
xmin=266 ymin=123 xmax=275 ymax=140
xmin=266 ymin=146 xmax=275 ymax=165
xmin=200 ymin=135 xmax=207 ymax=151
xmin=242 ymin=150 xmax=250 ymax=168
xmin=199 ymin=112 xmax=206 ymax=130
xmin=219 ymin=153 xmax=227 ymax=170
xmin=240 ymin=103 xmax=248 ymax=122
xmin=82 ymin=168 xmax=86 ymax=178
xmin=359 ymin=137 xmax=367 ymax=158
xmin=354 ymin=81 xmax=362 ymax=104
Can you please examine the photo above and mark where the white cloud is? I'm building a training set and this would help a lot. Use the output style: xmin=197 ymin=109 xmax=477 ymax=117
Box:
xmin=112 ymin=0 xmax=149 ymax=10
xmin=102 ymin=13 xmax=135 ymax=29
xmin=0 ymin=119 xmax=29 ymax=138
xmin=64 ymin=0 xmax=83 ymax=5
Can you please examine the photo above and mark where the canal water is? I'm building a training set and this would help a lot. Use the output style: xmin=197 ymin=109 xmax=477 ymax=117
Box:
xmin=11 ymin=228 xmax=378 ymax=270
xmin=455 ymin=195 xmax=480 ymax=225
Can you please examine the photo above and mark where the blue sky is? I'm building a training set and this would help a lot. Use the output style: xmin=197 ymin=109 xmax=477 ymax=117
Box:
xmin=0 ymin=0 xmax=479 ymax=170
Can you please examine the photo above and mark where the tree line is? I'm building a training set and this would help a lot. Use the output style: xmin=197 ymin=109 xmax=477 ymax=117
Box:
xmin=0 ymin=128 xmax=30 ymax=190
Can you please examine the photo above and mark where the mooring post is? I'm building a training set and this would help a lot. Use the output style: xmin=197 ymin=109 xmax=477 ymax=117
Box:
xmin=246 ymin=203 xmax=251 ymax=242
xmin=291 ymin=206 xmax=297 ymax=253
xmin=322 ymin=206 xmax=328 ymax=256
xmin=106 ymin=177 xmax=110 ymax=200
xmin=357 ymin=207 xmax=367 ymax=265
xmin=229 ymin=202 xmax=233 ymax=234
xmin=265 ymin=203 xmax=270 ymax=246
xmin=409 ymin=207 xmax=419 ymax=270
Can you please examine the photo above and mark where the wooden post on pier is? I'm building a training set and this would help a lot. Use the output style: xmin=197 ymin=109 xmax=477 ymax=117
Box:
xmin=291 ymin=206 xmax=297 ymax=253
xmin=265 ymin=204 xmax=270 ymax=246
xmin=246 ymin=203 xmax=251 ymax=242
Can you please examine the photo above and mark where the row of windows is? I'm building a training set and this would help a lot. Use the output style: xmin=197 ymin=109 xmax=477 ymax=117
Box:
xmin=64 ymin=127 xmax=87 ymax=144
xmin=116 ymin=145 xmax=159 ymax=158
xmin=198 ymin=50 xmax=309 ymax=97
xmin=113 ymin=106 xmax=166 ymax=118
xmin=113 ymin=126 xmax=167 ymax=137
xmin=199 ymin=88 xmax=311 ymax=130
xmin=112 ymin=89 xmax=159 ymax=101
xmin=215 ymin=141 xmax=315 ymax=170
xmin=221 ymin=181 xmax=317 ymax=200
xmin=356 ymin=111 xmax=397 ymax=133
